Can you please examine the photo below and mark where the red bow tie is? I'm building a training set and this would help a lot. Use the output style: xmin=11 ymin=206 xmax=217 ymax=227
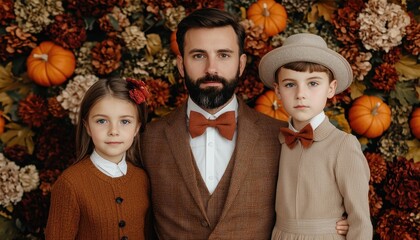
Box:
xmin=280 ymin=124 xmax=314 ymax=149
xmin=189 ymin=111 xmax=236 ymax=140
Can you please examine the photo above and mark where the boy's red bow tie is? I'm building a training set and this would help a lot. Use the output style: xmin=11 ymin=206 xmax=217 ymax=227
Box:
xmin=280 ymin=124 xmax=314 ymax=149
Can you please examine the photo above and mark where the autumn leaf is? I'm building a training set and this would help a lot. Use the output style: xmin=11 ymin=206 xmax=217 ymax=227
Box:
xmin=0 ymin=122 xmax=35 ymax=154
xmin=395 ymin=55 xmax=420 ymax=79
xmin=0 ymin=92 xmax=14 ymax=115
xmin=405 ymin=139 xmax=420 ymax=163
xmin=0 ymin=62 xmax=32 ymax=96
xmin=350 ymin=80 xmax=366 ymax=100
xmin=390 ymin=81 xmax=418 ymax=105
xmin=307 ymin=0 xmax=337 ymax=23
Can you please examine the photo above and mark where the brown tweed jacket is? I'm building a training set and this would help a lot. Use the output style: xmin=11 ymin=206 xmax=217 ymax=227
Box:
xmin=141 ymin=97 xmax=286 ymax=240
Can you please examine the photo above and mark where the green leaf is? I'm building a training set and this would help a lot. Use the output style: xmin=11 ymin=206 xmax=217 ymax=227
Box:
xmin=390 ymin=81 xmax=419 ymax=105
xmin=108 ymin=14 xmax=120 ymax=31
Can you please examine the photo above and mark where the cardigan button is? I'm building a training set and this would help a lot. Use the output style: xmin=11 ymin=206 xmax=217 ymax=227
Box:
xmin=121 ymin=236 xmax=128 ymax=240
xmin=116 ymin=197 xmax=123 ymax=204
xmin=119 ymin=220 xmax=126 ymax=228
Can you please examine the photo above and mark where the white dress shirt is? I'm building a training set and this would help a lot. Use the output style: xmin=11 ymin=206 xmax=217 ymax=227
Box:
xmin=288 ymin=111 xmax=326 ymax=132
xmin=187 ymin=96 xmax=238 ymax=194
xmin=90 ymin=149 xmax=127 ymax=178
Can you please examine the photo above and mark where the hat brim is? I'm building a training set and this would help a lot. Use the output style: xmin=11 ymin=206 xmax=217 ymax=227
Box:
xmin=259 ymin=44 xmax=353 ymax=94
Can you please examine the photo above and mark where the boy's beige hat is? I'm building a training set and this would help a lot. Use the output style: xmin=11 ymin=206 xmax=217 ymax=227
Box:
xmin=258 ymin=33 xmax=353 ymax=94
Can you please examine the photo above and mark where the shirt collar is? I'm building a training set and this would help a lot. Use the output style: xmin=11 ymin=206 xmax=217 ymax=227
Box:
xmin=288 ymin=111 xmax=325 ymax=132
xmin=90 ymin=149 xmax=127 ymax=178
xmin=187 ymin=95 xmax=238 ymax=120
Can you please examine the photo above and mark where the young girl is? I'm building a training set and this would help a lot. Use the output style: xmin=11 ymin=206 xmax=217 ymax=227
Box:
xmin=45 ymin=77 xmax=152 ymax=240
xmin=259 ymin=33 xmax=372 ymax=239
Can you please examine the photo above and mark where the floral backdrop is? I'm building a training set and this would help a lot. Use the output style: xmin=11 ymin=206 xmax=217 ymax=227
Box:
xmin=0 ymin=0 xmax=419 ymax=239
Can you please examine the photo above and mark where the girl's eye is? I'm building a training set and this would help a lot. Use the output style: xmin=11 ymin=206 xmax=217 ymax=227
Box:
xmin=96 ymin=119 xmax=107 ymax=124
xmin=309 ymin=81 xmax=319 ymax=87
xmin=121 ymin=119 xmax=131 ymax=125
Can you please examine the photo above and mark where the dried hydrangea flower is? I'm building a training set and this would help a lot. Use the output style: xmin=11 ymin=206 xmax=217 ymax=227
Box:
xmin=357 ymin=0 xmax=410 ymax=52
xmin=56 ymin=74 xmax=99 ymax=124
xmin=0 ymin=153 xmax=24 ymax=207
xmin=19 ymin=165 xmax=39 ymax=192
xmin=74 ymin=41 xmax=96 ymax=76
xmin=163 ymin=6 xmax=186 ymax=31
xmin=14 ymin=0 xmax=64 ymax=34
xmin=120 ymin=26 xmax=147 ymax=52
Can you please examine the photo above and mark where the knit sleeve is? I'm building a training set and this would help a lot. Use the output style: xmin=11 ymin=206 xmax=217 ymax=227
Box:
xmin=335 ymin=134 xmax=373 ymax=239
xmin=45 ymin=175 xmax=80 ymax=240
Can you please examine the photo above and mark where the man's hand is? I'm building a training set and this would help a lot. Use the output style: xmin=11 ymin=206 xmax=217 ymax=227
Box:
xmin=336 ymin=217 xmax=349 ymax=235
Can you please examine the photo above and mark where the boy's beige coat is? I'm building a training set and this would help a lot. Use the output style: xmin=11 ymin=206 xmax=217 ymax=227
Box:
xmin=141 ymin=98 xmax=286 ymax=240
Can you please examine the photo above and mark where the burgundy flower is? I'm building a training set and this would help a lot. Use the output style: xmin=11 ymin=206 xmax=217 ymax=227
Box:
xmin=365 ymin=152 xmax=387 ymax=184
xmin=65 ymin=0 xmax=127 ymax=18
xmin=46 ymin=14 xmax=87 ymax=49
xmin=368 ymin=185 xmax=383 ymax=217
xmin=39 ymin=169 xmax=62 ymax=196
xmin=383 ymin=157 xmax=420 ymax=210
xmin=34 ymin=119 xmax=76 ymax=170
xmin=371 ymin=63 xmax=398 ymax=92
xmin=145 ymin=78 xmax=170 ymax=112
xmin=376 ymin=208 xmax=419 ymax=240
xmin=3 ymin=145 xmax=31 ymax=166
xmin=0 ymin=0 xmax=15 ymax=26
xmin=91 ymin=38 xmax=122 ymax=75
xmin=236 ymin=67 xmax=265 ymax=101
xmin=18 ymin=94 xmax=49 ymax=128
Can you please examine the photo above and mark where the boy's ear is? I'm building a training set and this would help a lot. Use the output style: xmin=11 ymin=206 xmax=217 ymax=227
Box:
xmin=273 ymin=83 xmax=282 ymax=99
xmin=328 ymin=80 xmax=338 ymax=98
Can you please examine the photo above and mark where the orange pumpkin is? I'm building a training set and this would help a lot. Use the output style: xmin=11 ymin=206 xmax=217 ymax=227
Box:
xmin=170 ymin=31 xmax=180 ymax=56
xmin=409 ymin=107 xmax=420 ymax=139
xmin=254 ymin=90 xmax=289 ymax=121
xmin=348 ymin=95 xmax=391 ymax=138
xmin=247 ymin=0 xmax=287 ymax=37
xmin=26 ymin=41 xmax=76 ymax=87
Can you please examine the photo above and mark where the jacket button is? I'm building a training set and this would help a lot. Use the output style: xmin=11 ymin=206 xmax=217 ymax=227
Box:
xmin=119 ymin=220 xmax=126 ymax=228
xmin=201 ymin=220 xmax=208 ymax=227
xmin=116 ymin=197 xmax=123 ymax=204
xmin=121 ymin=236 xmax=128 ymax=240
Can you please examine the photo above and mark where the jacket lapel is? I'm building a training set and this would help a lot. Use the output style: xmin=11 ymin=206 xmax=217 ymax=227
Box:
xmin=164 ymin=104 xmax=209 ymax=221
xmin=218 ymin=99 xmax=260 ymax=222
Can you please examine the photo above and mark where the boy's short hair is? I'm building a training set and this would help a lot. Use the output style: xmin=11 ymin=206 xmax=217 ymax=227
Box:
xmin=259 ymin=33 xmax=353 ymax=94
xmin=275 ymin=61 xmax=334 ymax=84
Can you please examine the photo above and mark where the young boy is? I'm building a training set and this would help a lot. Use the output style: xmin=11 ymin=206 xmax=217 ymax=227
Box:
xmin=259 ymin=33 xmax=372 ymax=239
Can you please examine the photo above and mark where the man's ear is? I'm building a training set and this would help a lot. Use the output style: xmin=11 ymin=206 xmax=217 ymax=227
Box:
xmin=238 ymin=53 xmax=247 ymax=77
xmin=176 ymin=55 xmax=185 ymax=77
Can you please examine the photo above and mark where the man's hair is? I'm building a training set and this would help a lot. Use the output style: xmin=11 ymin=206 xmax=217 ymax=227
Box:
xmin=275 ymin=61 xmax=335 ymax=83
xmin=176 ymin=8 xmax=245 ymax=56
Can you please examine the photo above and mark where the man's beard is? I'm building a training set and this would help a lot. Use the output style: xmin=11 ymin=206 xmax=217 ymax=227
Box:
xmin=184 ymin=69 xmax=240 ymax=109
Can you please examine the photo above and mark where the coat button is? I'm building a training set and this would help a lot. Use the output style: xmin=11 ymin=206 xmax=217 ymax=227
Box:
xmin=121 ymin=236 xmax=128 ymax=240
xmin=119 ymin=220 xmax=126 ymax=228
xmin=116 ymin=197 xmax=123 ymax=204
xmin=201 ymin=220 xmax=209 ymax=227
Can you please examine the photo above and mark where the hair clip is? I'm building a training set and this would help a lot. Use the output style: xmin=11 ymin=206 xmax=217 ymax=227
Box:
xmin=126 ymin=77 xmax=150 ymax=104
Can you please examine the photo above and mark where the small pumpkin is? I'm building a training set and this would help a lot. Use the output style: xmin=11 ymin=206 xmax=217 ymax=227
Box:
xmin=247 ymin=0 xmax=288 ymax=37
xmin=254 ymin=90 xmax=289 ymax=121
xmin=348 ymin=95 xmax=391 ymax=138
xmin=26 ymin=41 xmax=76 ymax=87
xmin=170 ymin=30 xmax=180 ymax=56
xmin=409 ymin=107 xmax=420 ymax=139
